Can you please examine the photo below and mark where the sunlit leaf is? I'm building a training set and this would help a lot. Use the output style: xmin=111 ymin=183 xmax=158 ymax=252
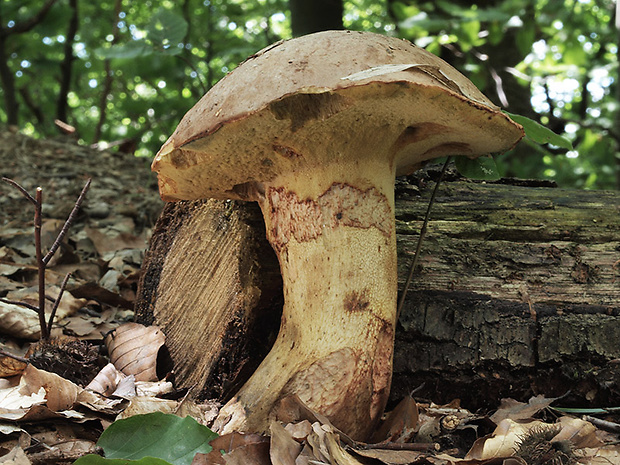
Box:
xmin=147 ymin=9 xmax=188 ymax=48
xmin=96 ymin=41 xmax=152 ymax=60
xmin=505 ymin=112 xmax=573 ymax=150
xmin=455 ymin=156 xmax=501 ymax=180
xmin=95 ymin=412 xmax=217 ymax=465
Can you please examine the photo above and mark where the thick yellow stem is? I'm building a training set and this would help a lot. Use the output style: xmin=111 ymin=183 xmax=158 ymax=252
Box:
xmin=214 ymin=164 xmax=397 ymax=440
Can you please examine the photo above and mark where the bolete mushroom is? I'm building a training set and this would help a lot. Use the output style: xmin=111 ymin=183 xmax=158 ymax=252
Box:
xmin=152 ymin=30 xmax=524 ymax=440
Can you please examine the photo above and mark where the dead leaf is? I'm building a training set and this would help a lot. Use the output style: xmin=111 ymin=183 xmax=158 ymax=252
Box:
xmin=555 ymin=416 xmax=603 ymax=449
xmin=465 ymin=419 xmax=549 ymax=460
xmin=580 ymin=444 xmax=620 ymax=464
xmin=0 ymin=383 xmax=46 ymax=410
xmin=105 ymin=322 xmax=165 ymax=381
xmin=0 ymin=285 xmax=87 ymax=339
xmin=352 ymin=446 xmax=429 ymax=464
xmin=86 ymin=363 xmax=124 ymax=395
xmin=116 ymin=396 xmax=179 ymax=419
xmin=489 ymin=395 xmax=557 ymax=425
xmin=20 ymin=364 xmax=80 ymax=411
xmin=270 ymin=421 xmax=302 ymax=465
xmin=194 ymin=432 xmax=270 ymax=465
xmin=1 ymin=445 xmax=31 ymax=465
xmin=85 ymin=225 xmax=146 ymax=259
xmin=373 ymin=395 xmax=419 ymax=443
xmin=0 ymin=353 xmax=27 ymax=377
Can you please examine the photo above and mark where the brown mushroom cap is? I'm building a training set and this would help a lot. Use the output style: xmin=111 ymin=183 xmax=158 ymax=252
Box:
xmin=152 ymin=30 xmax=523 ymax=202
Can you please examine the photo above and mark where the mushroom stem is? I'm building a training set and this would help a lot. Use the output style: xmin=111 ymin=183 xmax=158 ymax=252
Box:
xmin=214 ymin=163 xmax=398 ymax=440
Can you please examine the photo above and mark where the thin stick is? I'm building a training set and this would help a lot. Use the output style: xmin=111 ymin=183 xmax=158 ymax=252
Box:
xmin=47 ymin=272 xmax=71 ymax=336
xmin=43 ymin=178 xmax=91 ymax=265
xmin=0 ymin=298 xmax=40 ymax=313
xmin=34 ymin=187 xmax=49 ymax=340
xmin=1 ymin=178 xmax=37 ymax=205
xmin=0 ymin=349 xmax=29 ymax=364
xmin=396 ymin=157 xmax=451 ymax=320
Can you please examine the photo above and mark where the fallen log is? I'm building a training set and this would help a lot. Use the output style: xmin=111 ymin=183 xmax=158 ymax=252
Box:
xmin=136 ymin=172 xmax=620 ymax=409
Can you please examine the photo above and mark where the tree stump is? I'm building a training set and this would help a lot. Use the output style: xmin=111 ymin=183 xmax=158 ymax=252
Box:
xmin=136 ymin=172 xmax=620 ymax=409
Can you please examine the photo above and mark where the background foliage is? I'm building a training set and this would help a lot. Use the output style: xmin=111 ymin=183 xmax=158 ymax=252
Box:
xmin=1 ymin=0 xmax=617 ymax=189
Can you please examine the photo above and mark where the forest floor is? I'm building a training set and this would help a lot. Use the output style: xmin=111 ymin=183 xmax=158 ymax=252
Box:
xmin=0 ymin=129 xmax=619 ymax=464
xmin=0 ymin=129 xmax=163 ymax=339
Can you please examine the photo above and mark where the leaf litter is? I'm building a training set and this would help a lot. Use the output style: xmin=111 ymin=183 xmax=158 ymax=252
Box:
xmin=0 ymin=130 xmax=618 ymax=463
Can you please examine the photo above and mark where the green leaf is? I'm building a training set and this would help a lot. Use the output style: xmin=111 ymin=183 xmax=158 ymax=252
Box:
xmin=515 ymin=23 xmax=536 ymax=56
xmin=96 ymin=413 xmax=217 ymax=465
xmin=505 ymin=112 xmax=573 ymax=150
xmin=96 ymin=41 xmax=152 ymax=60
xmin=147 ymin=9 xmax=189 ymax=48
xmin=74 ymin=455 xmax=172 ymax=465
xmin=454 ymin=156 xmax=501 ymax=180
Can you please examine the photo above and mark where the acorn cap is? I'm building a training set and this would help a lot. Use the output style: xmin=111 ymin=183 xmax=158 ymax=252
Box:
xmin=152 ymin=30 xmax=523 ymax=202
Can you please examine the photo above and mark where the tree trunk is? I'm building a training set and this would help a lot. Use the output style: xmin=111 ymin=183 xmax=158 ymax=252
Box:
xmin=136 ymin=172 xmax=620 ymax=410
xmin=289 ymin=0 xmax=343 ymax=37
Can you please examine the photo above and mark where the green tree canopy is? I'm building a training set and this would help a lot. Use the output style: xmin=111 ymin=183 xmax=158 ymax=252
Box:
xmin=0 ymin=0 xmax=617 ymax=189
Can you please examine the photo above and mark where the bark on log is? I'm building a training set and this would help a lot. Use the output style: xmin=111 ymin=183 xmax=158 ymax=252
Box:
xmin=136 ymin=173 xmax=620 ymax=409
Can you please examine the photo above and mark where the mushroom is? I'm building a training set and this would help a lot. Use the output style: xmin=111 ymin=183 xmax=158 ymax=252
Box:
xmin=152 ymin=30 xmax=524 ymax=440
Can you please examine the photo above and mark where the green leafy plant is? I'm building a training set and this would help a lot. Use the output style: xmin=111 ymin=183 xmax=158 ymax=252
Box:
xmin=96 ymin=9 xmax=188 ymax=59
xmin=74 ymin=413 xmax=218 ymax=465
xmin=454 ymin=112 xmax=573 ymax=181
xmin=505 ymin=112 xmax=574 ymax=150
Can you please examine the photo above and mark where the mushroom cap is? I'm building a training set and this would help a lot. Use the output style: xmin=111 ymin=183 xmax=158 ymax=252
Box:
xmin=153 ymin=30 xmax=524 ymax=202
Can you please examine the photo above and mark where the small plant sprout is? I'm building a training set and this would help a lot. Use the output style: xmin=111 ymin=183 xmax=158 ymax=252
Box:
xmin=0 ymin=177 xmax=91 ymax=341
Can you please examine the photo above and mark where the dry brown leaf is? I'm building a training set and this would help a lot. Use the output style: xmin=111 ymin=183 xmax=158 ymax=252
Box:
xmin=579 ymin=444 xmax=620 ymax=464
xmin=306 ymin=422 xmax=331 ymax=463
xmin=1 ymin=445 xmax=31 ymax=465
xmin=352 ymin=447 xmax=428 ymax=464
xmin=135 ymin=379 xmax=174 ymax=397
xmin=105 ymin=322 xmax=165 ymax=381
xmin=0 ymin=285 xmax=86 ymax=339
xmin=20 ymin=364 xmax=80 ymax=411
xmin=489 ymin=395 xmax=557 ymax=425
xmin=555 ymin=416 xmax=603 ymax=449
xmin=193 ymin=432 xmax=270 ymax=465
xmin=270 ymin=421 xmax=302 ymax=465
xmin=371 ymin=394 xmax=419 ymax=443
xmin=27 ymin=439 xmax=99 ymax=464
xmin=85 ymin=225 xmax=146 ymax=258
xmin=115 ymin=396 xmax=179 ymax=419
xmin=284 ymin=420 xmax=313 ymax=441
xmin=86 ymin=362 xmax=124 ymax=395
xmin=0 ymin=382 xmax=46 ymax=410
xmin=322 ymin=425 xmax=366 ymax=465
xmin=465 ymin=419 xmax=549 ymax=460
xmin=76 ymin=388 xmax=127 ymax=415
xmin=0 ymin=353 xmax=27 ymax=377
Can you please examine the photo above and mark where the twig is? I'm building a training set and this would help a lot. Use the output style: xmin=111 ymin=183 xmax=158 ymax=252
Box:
xmin=0 ymin=298 xmax=40 ymax=313
xmin=1 ymin=177 xmax=36 ymax=205
xmin=47 ymin=272 xmax=71 ymax=336
xmin=34 ymin=187 xmax=47 ymax=339
xmin=397 ymin=157 xmax=451 ymax=320
xmin=357 ymin=441 xmax=439 ymax=452
xmin=43 ymin=178 xmax=91 ymax=264
xmin=0 ymin=348 xmax=29 ymax=364
xmin=2 ymin=177 xmax=90 ymax=341
xmin=583 ymin=415 xmax=620 ymax=434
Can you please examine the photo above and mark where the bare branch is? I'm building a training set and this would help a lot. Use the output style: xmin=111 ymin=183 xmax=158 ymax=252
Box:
xmin=0 ymin=298 xmax=39 ymax=313
xmin=43 ymin=178 xmax=91 ymax=265
xmin=47 ymin=273 xmax=71 ymax=336
xmin=0 ymin=0 xmax=59 ymax=37
xmin=2 ymin=178 xmax=37 ymax=205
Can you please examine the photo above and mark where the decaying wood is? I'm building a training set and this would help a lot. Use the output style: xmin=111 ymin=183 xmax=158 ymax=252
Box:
xmin=136 ymin=174 xmax=620 ymax=407
xmin=135 ymin=199 xmax=281 ymax=400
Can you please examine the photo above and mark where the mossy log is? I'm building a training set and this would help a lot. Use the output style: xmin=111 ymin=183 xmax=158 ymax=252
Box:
xmin=136 ymin=174 xmax=620 ymax=409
